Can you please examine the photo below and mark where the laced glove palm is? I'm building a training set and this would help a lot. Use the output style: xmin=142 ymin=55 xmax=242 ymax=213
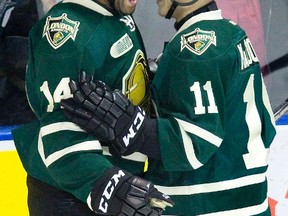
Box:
xmin=61 ymin=71 xmax=151 ymax=157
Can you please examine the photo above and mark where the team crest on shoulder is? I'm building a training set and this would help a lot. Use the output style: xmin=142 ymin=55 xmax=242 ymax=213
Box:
xmin=42 ymin=13 xmax=80 ymax=49
xmin=180 ymin=28 xmax=216 ymax=55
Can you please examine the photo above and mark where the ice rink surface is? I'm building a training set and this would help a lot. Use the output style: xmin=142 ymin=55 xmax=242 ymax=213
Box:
xmin=267 ymin=115 xmax=288 ymax=216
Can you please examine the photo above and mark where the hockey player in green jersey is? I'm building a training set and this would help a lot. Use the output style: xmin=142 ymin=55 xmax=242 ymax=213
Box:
xmin=61 ymin=0 xmax=277 ymax=215
xmin=12 ymin=0 xmax=174 ymax=215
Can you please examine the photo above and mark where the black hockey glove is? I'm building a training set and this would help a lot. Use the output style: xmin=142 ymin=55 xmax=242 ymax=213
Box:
xmin=91 ymin=167 xmax=174 ymax=216
xmin=60 ymin=71 xmax=151 ymax=157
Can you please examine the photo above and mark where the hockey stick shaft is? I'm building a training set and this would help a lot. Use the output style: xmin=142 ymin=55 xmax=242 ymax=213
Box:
xmin=273 ymin=98 xmax=288 ymax=121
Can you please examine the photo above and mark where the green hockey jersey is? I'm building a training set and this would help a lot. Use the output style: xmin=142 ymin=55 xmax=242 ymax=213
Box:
xmin=12 ymin=0 xmax=150 ymax=206
xmin=146 ymin=10 xmax=276 ymax=216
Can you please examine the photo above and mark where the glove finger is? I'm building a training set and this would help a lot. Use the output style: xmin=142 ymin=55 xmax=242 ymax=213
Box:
xmin=73 ymin=106 xmax=93 ymax=119
xmin=114 ymin=90 xmax=129 ymax=111
xmin=62 ymin=104 xmax=92 ymax=120
xmin=94 ymin=82 xmax=106 ymax=97
xmin=61 ymin=99 xmax=93 ymax=120
xmin=87 ymin=90 xmax=102 ymax=106
xmin=95 ymin=80 xmax=112 ymax=92
xmin=79 ymin=71 xmax=93 ymax=84
xmin=80 ymin=79 xmax=106 ymax=106
xmin=69 ymin=80 xmax=86 ymax=104
xmin=69 ymin=80 xmax=79 ymax=94
xmin=150 ymin=189 xmax=174 ymax=208
xmin=93 ymin=80 xmax=114 ymax=102
xmin=80 ymin=80 xmax=94 ymax=98
xmin=79 ymin=72 xmax=107 ymax=101
xmin=62 ymin=109 xmax=90 ymax=128
xmin=60 ymin=98 xmax=78 ymax=112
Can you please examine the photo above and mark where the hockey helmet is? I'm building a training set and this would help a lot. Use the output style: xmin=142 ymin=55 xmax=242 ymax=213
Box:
xmin=165 ymin=0 xmax=198 ymax=19
xmin=166 ymin=0 xmax=218 ymax=19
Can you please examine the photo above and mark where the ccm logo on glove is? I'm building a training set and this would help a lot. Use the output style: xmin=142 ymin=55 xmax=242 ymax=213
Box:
xmin=123 ymin=107 xmax=145 ymax=147
xmin=99 ymin=170 xmax=126 ymax=213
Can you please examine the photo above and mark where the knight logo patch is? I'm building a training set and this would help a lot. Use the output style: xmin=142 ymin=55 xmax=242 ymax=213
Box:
xmin=123 ymin=51 xmax=148 ymax=107
xmin=42 ymin=13 xmax=80 ymax=49
xmin=180 ymin=28 xmax=216 ymax=55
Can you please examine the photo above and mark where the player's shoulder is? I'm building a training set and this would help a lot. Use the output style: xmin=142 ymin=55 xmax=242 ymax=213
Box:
xmin=48 ymin=1 xmax=105 ymax=22
xmin=169 ymin=18 xmax=245 ymax=61
xmin=29 ymin=2 xmax=106 ymax=54
xmin=42 ymin=2 xmax=104 ymax=35
xmin=219 ymin=18 xmax=247 ymax=43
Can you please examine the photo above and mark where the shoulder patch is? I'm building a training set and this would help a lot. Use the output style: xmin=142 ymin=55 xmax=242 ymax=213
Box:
xmin=42 ymin=13 xmax=80 ymax=49
xmin=110 ymin=33 xmax=133 ymax=58
xmin=180 ymin=28 xmax=216 ymax=55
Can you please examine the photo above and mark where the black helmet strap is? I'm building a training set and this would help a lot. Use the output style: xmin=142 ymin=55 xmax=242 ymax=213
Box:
xmin=174 ymin=0 xmax=217 ymax=30
xmin=165 ymin=0 xmax=199 ymax=19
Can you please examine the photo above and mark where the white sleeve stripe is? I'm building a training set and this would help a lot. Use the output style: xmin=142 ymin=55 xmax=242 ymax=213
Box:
xmin=154 ymin=173 xmax=266 ymax=195
xmin=102 ymin=146 xmax=147 ymax=162
xmin=40 ymin=122 xmax=84 ymax=136
xmin=178 ymin=123 xmax=203 ymax=169
xmin=197 ymin=198 xmax=268 ymax=216
xmin=38 ymin=122 xmax=101 ymax=167
xmin=39 ymin=138 xmax=102 ymax=167
xmin=174 ymin=118 xmax=223 ymax=147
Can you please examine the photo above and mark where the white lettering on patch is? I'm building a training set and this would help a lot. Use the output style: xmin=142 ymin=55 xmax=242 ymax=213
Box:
xmin=42 ymin=13 xmax=80 ymax=49
xmin=110 ymin=33 xmax=133 ymax=58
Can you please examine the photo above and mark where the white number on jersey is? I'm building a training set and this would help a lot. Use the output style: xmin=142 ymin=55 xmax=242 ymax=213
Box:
xmin=190 ymin=81 xmax=218 ymax=115
xmin=190 ymin=77 xmax=269 ymax=170
xmin=40 ymin=78 xmax=72 ymax=112
xmin=242 ymin=74 xmax=269 ymax=169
